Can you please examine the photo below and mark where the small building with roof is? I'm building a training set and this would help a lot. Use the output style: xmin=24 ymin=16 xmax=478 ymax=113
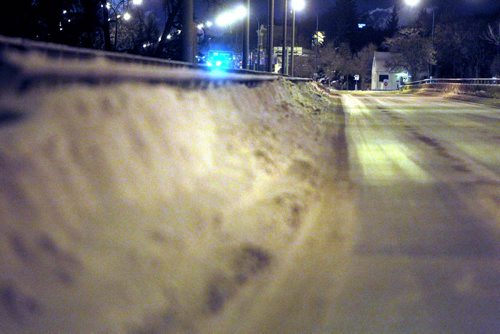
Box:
xmin=371 ymin=52 xmax=409 ymax=90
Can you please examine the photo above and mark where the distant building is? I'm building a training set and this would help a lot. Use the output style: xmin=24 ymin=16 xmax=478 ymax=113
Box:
xmin=371 ymin=52 xmax=409 ymax=90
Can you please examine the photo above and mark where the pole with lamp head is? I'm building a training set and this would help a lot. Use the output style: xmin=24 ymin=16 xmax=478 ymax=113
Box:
xmin=267 ymin=0 xmax=275 ymax=72
xmin=215 ymin=5 xmax=248 ymax=68
xmin=243 ymin=0 xmax=250 ymax=69
xmin=181 ymin=0 xmax=194 ymax=62
xmin=404 ymin=0 xmax=435 ymax=77
xmin=290 ymin=0 xmax=305 ymax=77
xmin=281 ymin=0 xmax=288 ymax=74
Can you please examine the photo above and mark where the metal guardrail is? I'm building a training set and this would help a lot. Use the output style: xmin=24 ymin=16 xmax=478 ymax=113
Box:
xmin=404 ymin=78 xmax=500 ymax=87
xmin=0 ymin=35 xmax=311 ymax=84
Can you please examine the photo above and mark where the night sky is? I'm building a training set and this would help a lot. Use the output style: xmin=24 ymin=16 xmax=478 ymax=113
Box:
xmin=145 ymin=0 xmax=500 ymax=28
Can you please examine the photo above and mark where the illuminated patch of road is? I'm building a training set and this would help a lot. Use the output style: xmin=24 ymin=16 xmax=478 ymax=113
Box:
xmin=342 ymin=94 xmax=430 ymax=185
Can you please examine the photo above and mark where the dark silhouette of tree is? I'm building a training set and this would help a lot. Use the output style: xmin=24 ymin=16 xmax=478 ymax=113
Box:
xmin=25 ymin=0 xmax=111 ymax=50
xmin=155 ymin=0 xmax=182 ymax=59
xmin=384 ymin=28 xmax=435 ymax=80
xmin=491 ymin=55 xmax=500 ymax=76
xmin=483 ymin=21 xmax=500 ymax=50
xmin=327 ymin=0 xmax=359 ymax=51
xmin=113 ymin=8 xmax=160 ymax=55
xmin=385 ymin=4 xmax=399 ymax=38
xmin=434 ymin=16 xmax=495 ymax=77
xmin=79 ymin=0 xmax=112 ymax=50
xmin=0 ymin=0 xmax=34 ymax=38
xmin=295 ymin=41 xmax=376 ymax=88
xmin=32 ymin=0 xmax=66 ymax=43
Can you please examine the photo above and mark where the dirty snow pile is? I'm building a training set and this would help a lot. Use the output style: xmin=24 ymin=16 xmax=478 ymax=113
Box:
xmin=0 ymin=61 xmax=343 ymax=333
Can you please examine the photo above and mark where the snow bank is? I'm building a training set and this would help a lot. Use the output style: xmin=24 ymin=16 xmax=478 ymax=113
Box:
xmin=0 ymin=74 xmax=342 ymax=332
xmin=402 ymin=83 xmax=500 ymax=99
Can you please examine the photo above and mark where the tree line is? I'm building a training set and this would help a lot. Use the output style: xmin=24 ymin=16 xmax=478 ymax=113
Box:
xmin=294 ymin=0 xmax=500 ymax=87
xmin=0 ymin=0 xmax=188 ymax=58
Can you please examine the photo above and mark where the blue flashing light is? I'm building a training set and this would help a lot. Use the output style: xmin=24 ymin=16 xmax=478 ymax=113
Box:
xmin=206 ymin=50 xmax=235 ymax=70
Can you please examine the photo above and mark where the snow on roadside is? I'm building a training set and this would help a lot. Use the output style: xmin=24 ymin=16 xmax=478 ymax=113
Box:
xmin=0 ymin=72 xmax=342 ymax=333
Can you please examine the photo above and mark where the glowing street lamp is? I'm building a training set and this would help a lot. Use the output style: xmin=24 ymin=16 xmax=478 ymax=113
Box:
xmin=403 ymin=0 xmax=435 ymax=77
xmin=214 ymin=4 xmax=250 ymax=69
xmin=281 ymin=0 xmax=288 ymax=74
xmin=215 ymin=5 xmax=248 ymax=27
xmin=404 ymin=0 xmax=420 ymax=7
xmin=234 ymin=4 xmax=248 ymax=19
xmin=291 ymin=0 xmax=305 ymax=12
xmin=290 ymin=0 xmax=305 ymax=76
xmin=107 ymin=0 xmax=143 ymax=49
xmin=215 ymin=12 xmax=233 ymax=27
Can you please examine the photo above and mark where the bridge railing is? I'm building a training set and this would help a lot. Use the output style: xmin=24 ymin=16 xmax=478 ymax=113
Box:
xmin=0 ymin=35 xmax=311 ymax=82
xmin=404 ymin=78 xmax=500 ymax=87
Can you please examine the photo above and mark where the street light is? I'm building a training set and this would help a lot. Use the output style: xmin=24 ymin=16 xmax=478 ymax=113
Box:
xmin=243 ymin=0 xmax=250 ymax=69
xmin=267 ymin=0 xmax=275 ymax=72
xmin=290 ymin=0 xmax=305 ymax=76
xmin=404 ymin=0 xmax=419 ymax=7
xmin=107 ymin=0 xmax=143 ymax=50
xmin=282 ymin=0 xmax=288 ymax=74
xmin=403 ymin=0 xmax=435 ymax=77
xmin=215 ymin=5 xmax=248 ymax=27
xmin=215 ymin=5 xmax=249 ymax=69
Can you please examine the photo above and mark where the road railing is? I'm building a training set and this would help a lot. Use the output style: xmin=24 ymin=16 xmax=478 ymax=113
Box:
xmin=404 ymin=78 xmax=500 ymax=87
xmin=0 ymin=35 xmax=311 ymax=85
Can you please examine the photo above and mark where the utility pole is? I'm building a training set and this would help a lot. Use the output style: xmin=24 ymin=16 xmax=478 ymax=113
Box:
xmin=290 ymin=8 xmax=295 ymax=76
xmin=181 ymin=0 xmax=194 ymax=62
xmin=243 ymin=0 xmax=250 ymax=69
xmin=315 ymin=14 xmax=319 ymax=73
xmin=281 ymin=0 xmax=288 ymax=75
xmin=430 ymin=7 xmax=435 ymax=78
xmin=267 ymin=0 xmax=274 ymax=72
xmin=257 ymin=24 xmax=266 ymax=71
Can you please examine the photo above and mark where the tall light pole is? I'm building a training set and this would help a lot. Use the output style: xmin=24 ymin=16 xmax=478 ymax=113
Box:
xmin=403 ymin=0 xmax=435 ymax=77
xmin=181 ymin=0 xmax=194 ymax=62
xmin=267 ymin=0 xmax=275 ymax=72
xmin=257 ymin=24 xmax=266 ymax=70
xmin=215 ymin=5 xmax=248 ymax=68
xmin=315 ymin=14 xmax=319 ymax=73
xmin=403 ymin=0 xmax=434 ymax=39
xmin=281 ymin=0 xmax=288 ymax=74
xmin=243 ymin=0 xmax=250 ymax=69
xmin=290 ymin=0 xmax=305 ymax=76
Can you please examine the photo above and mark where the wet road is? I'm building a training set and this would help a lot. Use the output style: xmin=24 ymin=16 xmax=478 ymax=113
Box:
xmin=324 ymin=93 xmax=500 ymax=333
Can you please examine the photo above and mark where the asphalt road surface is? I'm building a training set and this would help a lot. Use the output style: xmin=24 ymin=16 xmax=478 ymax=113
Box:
xmin=215 ymin=92 xmax=499 ymax=334
xmin=328 ymin=93 xmax=500 ymax=333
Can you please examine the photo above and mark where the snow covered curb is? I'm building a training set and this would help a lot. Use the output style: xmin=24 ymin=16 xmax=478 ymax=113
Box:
xmin=402 ymin=83 xmax=500 ymax=99
xmin=0 ymin=77 xmax=343 ymax=332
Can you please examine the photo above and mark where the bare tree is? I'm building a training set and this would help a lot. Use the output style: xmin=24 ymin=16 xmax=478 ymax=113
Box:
xmin=384 ymin=28 xmax=435 ymax=80
xmin=483 ymin=22 xmax=500 ymax=47
xmin=155 ymin=0 xmax=182 ymax=58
